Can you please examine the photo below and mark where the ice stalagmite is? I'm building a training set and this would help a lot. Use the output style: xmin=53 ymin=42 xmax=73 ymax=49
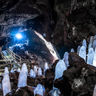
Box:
xmin=2 ymin=67 xmax=11 ymax=96
xmin=77 ymin=46 xmax=81 ymax=55
xmin=17 ymin=68 xmax=21 ymax=73
xmin=18 ymin=63 xmax=28 ymax=88
xmin=34 ymin=84 xmax=45 ymax=96
xmin=93 ymin=85 xmax=96 ymax=96
xmin=38 ymin=67 xmax=42 ymax=76
xmin=34 ymin=66 xmax=38 ymax=74
xmin=93 ymin=48 xmax=96 ymax=67
xmin=93 ymin=35 xmax=96 ymax=49
xmin=63 ymin=52 xmax=69 ymax=67
xmin=82 ymin=39 xmax=87 ymax=48
xmin=10 ymin=68 xmax=14 ymax=73
xmin=87 ymin=48 xmax=94 ymax=65
xmin=55 ymin=60 xmax=67 ymax=80
xmin=79 ymin=46 xmax=86 ymax=61
xmin=88 ymin=36 xmax=94 ymax=50
xmin=30 ymin=69 xmax=36 ymax=78
xmin=49 ymin=88 xmax=61 ymax=96
xmin=44 ymin=62 xmax=49 ymax=73
xmin=71 ymin=48 xmax=75 ymax=52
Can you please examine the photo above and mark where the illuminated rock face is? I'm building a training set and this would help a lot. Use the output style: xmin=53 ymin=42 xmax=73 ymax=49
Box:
xmin=2 ymin=67 xmax=11 ymax=96
xmin=18 ymin=63 xmax=28 ymax=88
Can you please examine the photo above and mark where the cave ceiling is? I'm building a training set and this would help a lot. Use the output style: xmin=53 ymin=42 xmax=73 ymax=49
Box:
xmin=0 ymin=0 xmax=96 ymax=49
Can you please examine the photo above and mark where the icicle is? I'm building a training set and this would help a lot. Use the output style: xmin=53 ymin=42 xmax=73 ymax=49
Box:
xmin=87 ymin=48 xmax=94 ymax=65
xmin=82 ymin=39 xmax=87 ymax=48
xmin=79 ymin=46 xmax=86 ymax=61
xmin=37 ymin=67 xmax=42 ymax=76
xmin=34 ymin=66 xmax=38 ymax=74
xmin=63 ymin=52 xmax=69 ymax=67
xmin=18 ymin=63 xmax=28 ymax=88
xmin=2 ymin=67 xmax=11 ymax=96
xmin=93 ymin=48 xmax=96 ymax=67
xmin=30 ymin=69 xmax=36 ymax=78
xmin=93 ymin=85 xmax=96 ymax=96
xmin=77 ymin=46 xmax=81 ymax=55
xmin=55 ymin=60 xmax=67 ymax=80
xmin=71 ymin=48 xmax=75 ymax=52
xmin=34 ymin=84 xmax=45 ymax=96
xmin=44 ymin=62 xmax=49 ymax=73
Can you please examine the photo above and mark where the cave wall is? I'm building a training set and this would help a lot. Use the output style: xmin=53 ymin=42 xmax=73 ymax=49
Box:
xmin=0 ymin=0 xmax=96 ymax=53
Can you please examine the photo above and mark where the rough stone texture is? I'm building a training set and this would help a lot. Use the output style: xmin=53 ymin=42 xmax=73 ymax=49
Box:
xmin=0 ymin=53 xmax=96 ymax=96
xmin=0 ymin=0 xmax=96 ymax=47
xmin=54 ymin=53 xmax=96 ymax=96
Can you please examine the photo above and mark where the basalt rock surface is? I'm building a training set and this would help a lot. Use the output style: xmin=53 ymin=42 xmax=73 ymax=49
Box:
xmin=54 ymin=53 xmax=96 ymax=96
xmin=1 ymin=53 xmax=96 ymax=96
xmin=0 ymin=0 xmax=96 ymax=54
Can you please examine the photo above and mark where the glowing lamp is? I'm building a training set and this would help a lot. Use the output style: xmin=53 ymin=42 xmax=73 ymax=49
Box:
xmin=15 ymin=33 xmax=23 ymax=39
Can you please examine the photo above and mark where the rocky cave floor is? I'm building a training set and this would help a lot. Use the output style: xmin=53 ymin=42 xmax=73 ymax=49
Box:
xmin=1 ymin=0 xmax=96 ymax=96
xmin=0 ymin=53 xmax=96 ymax=96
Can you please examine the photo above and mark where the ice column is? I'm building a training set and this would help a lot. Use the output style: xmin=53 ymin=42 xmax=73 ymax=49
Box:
xmin=2 ymin=67 xmax=11 ymax=96
xmin=79 ymin=46 xmax=86 ymax=61
xmin=82 ymin=39 xmax=87 ymax=48
xmin=77 ymin=46 xmax=81 ymax=55
xmin=93 ymin=48 xmax=96 ymax=67
xmin=17 ymin=68 xmax=21 ymax=73
xmin=63 ymin=52 xmax=69 ymax=67
xmin=34 ymin=66 xmax=38 ymax=74
xmin=10 ymin=68 xmax=14 ymax=73
xmin=38 ymin=67 xmax=42 ymax=76
xmin=55 ymin=60 xmax=67 ymax=80
xmin=88 ymin=36 xmax=93 ymax=50
xmin=93 ymin=35 xmax=96 ymax=49
xmin=87 ymin=48 xmax=94 ymax=65
xmin=49 ymin=88 xmax=61 ymax=96
xmin=34 ymin=84 xmax=45 ymax=96
xmin=30 ymin=69 xmax=36 ymax=78
xmin=93 ymin=85 xmax=96 ymax=96
xmin=71 ymin=48 xmax=75 ymax=52
xmin=18 ymin=63 xmax=28 ymax=88
xmin=44 ymin=62 xmax=49 ymax=73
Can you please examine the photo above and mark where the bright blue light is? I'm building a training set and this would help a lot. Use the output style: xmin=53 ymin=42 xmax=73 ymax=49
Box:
xmin=15 ymin=33 xmax=23 ymax=39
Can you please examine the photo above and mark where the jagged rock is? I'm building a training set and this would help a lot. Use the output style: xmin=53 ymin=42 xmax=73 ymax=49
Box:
xmin=6 ymin=86 xmax=34 ymax=96
xmin=69 ymin=52 xmax=87 ymax=67
xmin=54 ymin=52 xmax=96 ymax=96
